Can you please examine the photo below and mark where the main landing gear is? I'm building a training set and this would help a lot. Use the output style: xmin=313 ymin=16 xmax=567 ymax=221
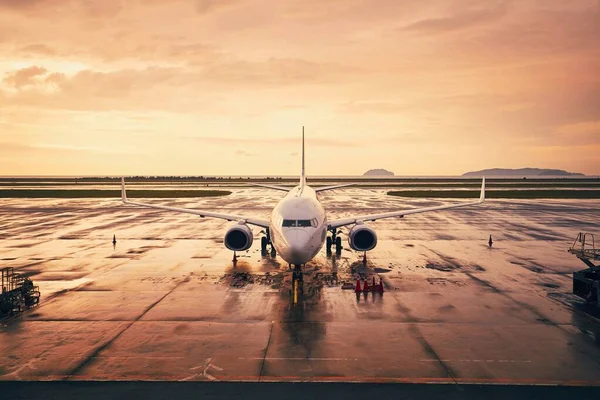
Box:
xmin=326 ymin=228 xmax=342 ymax=255
xmin=261 ymin=229 xmax=276 ymax=257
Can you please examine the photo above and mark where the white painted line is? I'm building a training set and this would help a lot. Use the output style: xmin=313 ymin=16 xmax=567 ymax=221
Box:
xmin=419 ymin=359 xmax=532 ymax=364
xmin=239 ymin=357 xmax=359 ymax=361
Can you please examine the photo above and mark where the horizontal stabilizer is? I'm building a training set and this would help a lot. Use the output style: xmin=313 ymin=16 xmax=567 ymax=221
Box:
xmin=314 ymin=183 xmax=355 ymax=193
xmin=248 ymin=183 xmax=292 ymax=192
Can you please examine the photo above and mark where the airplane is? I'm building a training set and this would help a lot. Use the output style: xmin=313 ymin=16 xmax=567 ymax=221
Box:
xmin=121 ymin=128 xmax=485 ymax=272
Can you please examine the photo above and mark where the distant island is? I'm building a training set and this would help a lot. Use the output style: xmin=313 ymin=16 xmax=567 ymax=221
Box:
xmin=463 ymin=168 xmax=585 ymax=177
xmin=363 ymin=169 xmax=394 ymax=176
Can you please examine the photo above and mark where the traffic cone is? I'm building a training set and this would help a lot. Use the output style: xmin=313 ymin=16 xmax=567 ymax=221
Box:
xmin=363 ymin=279 xmax=370 ymax=292
xmin=354 ymin=279 xmax=362 ymax=293
xmin=378 ymin=278 xmax=385 ymax=293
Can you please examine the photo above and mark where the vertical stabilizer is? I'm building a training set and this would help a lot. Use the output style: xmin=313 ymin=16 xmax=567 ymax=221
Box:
xmin=300 ymin=126 xmax=306 ymax=186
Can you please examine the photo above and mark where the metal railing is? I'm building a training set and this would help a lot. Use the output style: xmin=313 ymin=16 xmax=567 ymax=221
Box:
xmin=569 ymin=233 xmax=600 ymax=270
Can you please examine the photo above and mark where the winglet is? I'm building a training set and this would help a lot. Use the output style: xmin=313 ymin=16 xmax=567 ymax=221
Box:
xmin=121 ymin=177 xmax=127 ymax=203
xmin=479 ymin=177 xmax=486 ymax=203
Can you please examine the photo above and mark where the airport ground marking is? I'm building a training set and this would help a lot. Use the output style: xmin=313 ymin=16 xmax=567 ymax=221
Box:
xmin=182 ymin=357 xmax=223 ymax=381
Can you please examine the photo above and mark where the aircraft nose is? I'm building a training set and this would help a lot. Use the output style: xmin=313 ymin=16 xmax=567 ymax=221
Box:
xmin=284 ymin=230 xmax=311 ymax=262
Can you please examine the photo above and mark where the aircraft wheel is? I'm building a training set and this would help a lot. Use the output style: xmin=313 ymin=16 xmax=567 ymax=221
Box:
xmin=335 ymin=236 xmax=342 ymax=254
xmin=326 ymin=236 xmax=332 ymax=253
xmin=261 ymin=237 xmax=268 ymax=255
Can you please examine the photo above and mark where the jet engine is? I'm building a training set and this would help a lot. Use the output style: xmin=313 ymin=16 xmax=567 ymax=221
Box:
xmin=348 ymin=224 xmax=377 ymax=251
xmin=224 ymin=223 xmax=253 ymax=251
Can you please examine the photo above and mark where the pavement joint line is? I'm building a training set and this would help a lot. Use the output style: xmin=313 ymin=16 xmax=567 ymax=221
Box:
xmin=63 ymin=273 xmax=192 ymax=380
xmin=384 ymin=279 xmax=458 ymax=384
xmin=460 ymin=270 xmax=600 ymax=368
xmin=258 ymin=320 xmax=275 ymax=383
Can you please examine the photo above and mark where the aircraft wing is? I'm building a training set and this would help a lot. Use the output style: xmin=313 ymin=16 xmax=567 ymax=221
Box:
xmin=121 ymin=178 xmax=270 ymax=228
xmin=328 ymin=178 xmax=485 ymax=229
xmin=314 ymin=183 xmax=355 ymax=193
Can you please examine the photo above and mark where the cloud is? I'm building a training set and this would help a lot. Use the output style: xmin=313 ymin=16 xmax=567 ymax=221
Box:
xmin=202 ymin=57 xmax=362 ymax=87
xmin=17 ymin=43 xmax=59 ymax=56
xmin=0 ymin=141 xmax=129 ymax=158
xmin=340 ymin=101 xmax=407 ymax=114
xmin=401 ymin=2 xmax=511 ymax=34
xmin=420 ymin=1 xmax=600 ymax=68
xmin=1 ymin=66 xmax=217 ymax=112
xmin=235 ymin=149 xmax=255 ymax=156
xmin=0 ymin=0 xmax=598 ymax=175
xmin=0 ymin=56 xmax=360 ymax=112
xmin=556 ymin=121 xmax=600 ymax=136
xmin=551 ymin=121 xmax=600 ymax=146
xmin=0 ymin=0 xmax=124 ymax=18
xmin=34 ymin=143 xmax=128 ymax=154
xmin=182 ymin=136 xmax=358 ymax=148
xmin=3 ymin=66 xmax=47 ymax=88
xmin=196 ymin=0 xmax=243 ymax=14
xmin=0 ymin=0 xmax=47 ymax=9
xmin=0 ymin=142 xmax=31 ymax=153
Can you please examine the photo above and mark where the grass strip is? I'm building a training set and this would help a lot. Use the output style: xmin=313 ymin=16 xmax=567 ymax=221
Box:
xmin=387 ymin=190 xmax=600 ymax=199
xmin=0 ymin=190 xmax=232 ymax=198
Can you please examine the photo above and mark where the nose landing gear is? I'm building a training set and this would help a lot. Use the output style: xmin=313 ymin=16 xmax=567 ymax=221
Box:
xmin=326 ymin=229 xmax=343 ymax=255
xmin=261 ymin=229 xmax=276 ymax=257
xmin=290 ymin=264 xmax=304 ymax=304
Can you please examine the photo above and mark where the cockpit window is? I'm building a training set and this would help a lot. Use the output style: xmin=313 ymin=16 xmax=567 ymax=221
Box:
xmin=282 ymin=219 xmax=318 ymax=228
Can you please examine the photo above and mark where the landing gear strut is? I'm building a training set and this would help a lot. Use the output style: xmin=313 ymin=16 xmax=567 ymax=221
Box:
xmin=326 ymin=228 xmax=343 ymax=255
xmin=261 ymin=229 xmax=276 ymax=257
xmin=291 ymin=264 xmax=304 ymax=300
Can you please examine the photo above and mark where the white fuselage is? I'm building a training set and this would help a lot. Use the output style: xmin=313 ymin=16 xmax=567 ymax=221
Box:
xmin=269 ymin=185 xmax=327 ymax=265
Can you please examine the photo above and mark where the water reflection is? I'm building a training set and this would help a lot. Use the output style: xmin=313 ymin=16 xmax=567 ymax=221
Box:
xmin=572 ymin=304 xmax=600 ymax=347
xmin=277 ymin=269 xmax=327 ymax=359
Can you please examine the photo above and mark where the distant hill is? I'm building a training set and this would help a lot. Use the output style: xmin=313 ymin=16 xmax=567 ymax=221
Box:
xmin=363 ymin=169 xmax=394 ymax=176
xmin=462 ymin=168 xmax=585 ymax=177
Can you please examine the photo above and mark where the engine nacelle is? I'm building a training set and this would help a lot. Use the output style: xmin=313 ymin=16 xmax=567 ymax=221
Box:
xmin=224 ymin=222 xmax=254 ymax=251
xmin=348 ymin=224 xmax=377 ymax=251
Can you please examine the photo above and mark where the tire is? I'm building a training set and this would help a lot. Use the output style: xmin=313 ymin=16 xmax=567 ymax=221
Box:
xmin=326 ymin=236 xmax=332 ymax=252
xmin=261 ymin=237 xmax=268 ymax=255
xmin=335 ymin=236 xmax=342 ymax=253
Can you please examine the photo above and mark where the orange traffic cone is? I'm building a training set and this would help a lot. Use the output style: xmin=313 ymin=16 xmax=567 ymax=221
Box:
xmin=363 ymin=279 xmax=370 ymax=292
xmin=355 ymin=279 xmax=362 ymax=293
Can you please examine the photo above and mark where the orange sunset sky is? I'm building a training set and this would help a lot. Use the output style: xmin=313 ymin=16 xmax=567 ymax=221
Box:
xmin=0 ymin=0 xmax=599 ymax=176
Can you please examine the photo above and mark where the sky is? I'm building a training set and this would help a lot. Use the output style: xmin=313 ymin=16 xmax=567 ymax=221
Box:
xmin=0 ymin=0 xmax=599 ymax=176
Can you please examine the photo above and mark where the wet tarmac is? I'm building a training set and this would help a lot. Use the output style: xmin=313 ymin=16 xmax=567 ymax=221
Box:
xmin=1 ymin=188 xmax=600 ymax=386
